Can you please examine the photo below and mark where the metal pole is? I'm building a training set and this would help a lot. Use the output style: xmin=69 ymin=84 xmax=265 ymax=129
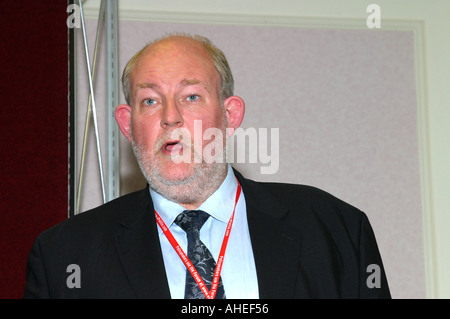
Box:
xmin=78 ymin=0 xmax=106 ymax=204
xmin=105 ymin=0 xmax=120 ymax=202
xmin=76 ymin=0 xmax=106 ymax=214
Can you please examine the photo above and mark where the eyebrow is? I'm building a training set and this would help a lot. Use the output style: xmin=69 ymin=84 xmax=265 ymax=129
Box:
xmin=180 ymin=79 xmax=201 ymax=86
xmin=135 ymin=79 xmax=208 ymax=96
xmin=136 ymin=82 xmax=158 ymax=92
xmin=133 ymin=82 xmax=156 ymax=100
xmin=180 ymin=78 xmax=210 ymax=92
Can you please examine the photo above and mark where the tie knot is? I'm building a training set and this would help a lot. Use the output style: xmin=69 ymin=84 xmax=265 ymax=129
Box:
xmin=175 ymin=210 xmax=210 ymax=233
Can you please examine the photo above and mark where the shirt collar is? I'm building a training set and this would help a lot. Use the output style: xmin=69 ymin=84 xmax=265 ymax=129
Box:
xmin=151 ymin=164 xmax=238 ymax=234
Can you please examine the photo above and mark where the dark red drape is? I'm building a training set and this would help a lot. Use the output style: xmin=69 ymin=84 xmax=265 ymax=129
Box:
xmin=0 ymin=1 xmax=69 ymax=298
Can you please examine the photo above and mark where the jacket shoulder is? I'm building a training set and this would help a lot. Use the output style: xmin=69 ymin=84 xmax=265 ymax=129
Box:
xmin=255 ymin=179 xmax=365 ymax=220
xmin=36 ymin=187 xmax=151 ymax=244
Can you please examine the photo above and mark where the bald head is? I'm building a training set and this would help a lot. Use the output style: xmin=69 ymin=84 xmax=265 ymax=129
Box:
xmin=121 ymin=33 xmax=234 ymax=106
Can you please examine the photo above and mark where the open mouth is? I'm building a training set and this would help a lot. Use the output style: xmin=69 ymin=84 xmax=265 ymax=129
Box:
xmin=162 ymin=140 xmax=183 ymax=154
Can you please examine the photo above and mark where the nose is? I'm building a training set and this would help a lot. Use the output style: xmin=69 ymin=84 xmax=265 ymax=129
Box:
xmin=160 ymin=99 xmax=184 ymax=129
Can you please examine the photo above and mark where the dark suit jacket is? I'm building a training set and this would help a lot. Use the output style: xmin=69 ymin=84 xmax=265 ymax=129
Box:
xmin=24 ymin=170 xmax=391 ymax=298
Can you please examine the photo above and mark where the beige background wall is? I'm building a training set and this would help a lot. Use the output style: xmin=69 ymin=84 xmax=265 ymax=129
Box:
xmin=75 ymin=0 xmax=450 ymax=298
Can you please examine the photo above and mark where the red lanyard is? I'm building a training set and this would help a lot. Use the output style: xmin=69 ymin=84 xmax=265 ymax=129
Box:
xmin=154 ymin=178 xmax=242 ymax=299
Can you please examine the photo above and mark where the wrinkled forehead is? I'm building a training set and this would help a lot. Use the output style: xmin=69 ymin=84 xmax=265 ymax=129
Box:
xmin=129 ymin=38 xmax=221 ymax=93
xmin=133 ymin=37 xmax=217 ymax=76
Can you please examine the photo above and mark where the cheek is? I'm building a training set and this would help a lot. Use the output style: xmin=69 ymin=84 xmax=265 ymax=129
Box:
xmin=130 ymin=117 xmax=159 ymax=148
xmin=193 ymin=114 xmax=227 ymax=145
xmin=195 ymin=106 xmax=226 ymax=129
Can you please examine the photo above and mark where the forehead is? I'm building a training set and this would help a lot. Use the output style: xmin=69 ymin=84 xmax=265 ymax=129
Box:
xmin=130 ymin=38 xmax=218 ymax=86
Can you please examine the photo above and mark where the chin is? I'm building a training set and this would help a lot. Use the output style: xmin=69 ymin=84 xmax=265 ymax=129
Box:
xmin=132 ymin=138 xmax=228 ymax=204
xmin=157 ymin=172 xmax=195 ymax=186
xmin=157 ymin=162 xmax=198 ymax=184
xmin=149 ymin=161 xmax=227 ymax=205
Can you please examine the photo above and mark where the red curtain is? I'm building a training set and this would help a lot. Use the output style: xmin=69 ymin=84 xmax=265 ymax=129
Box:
xmin=0 ymin=1 xmax=69 ymax=298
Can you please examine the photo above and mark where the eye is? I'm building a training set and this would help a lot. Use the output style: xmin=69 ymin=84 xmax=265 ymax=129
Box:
xmin=186 ymin=94 xmax=199 ymax=102
xmin=143 ymin=98 xmax=157 ymax=106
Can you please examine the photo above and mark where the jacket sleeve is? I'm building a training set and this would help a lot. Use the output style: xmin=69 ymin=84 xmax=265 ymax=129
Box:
xmin=358 ymin=213 xmax=391 ymax=298
xmin=23 ymin=236 xmax=50 ymax=299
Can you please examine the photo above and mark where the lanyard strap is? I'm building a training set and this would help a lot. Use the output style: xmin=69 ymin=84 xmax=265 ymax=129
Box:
xmin=154 ymin=178 xmax=242 ymax=299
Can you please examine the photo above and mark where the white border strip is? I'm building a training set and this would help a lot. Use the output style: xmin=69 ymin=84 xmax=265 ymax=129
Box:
xmin=411 ymin=21 xmax=437 ymax=299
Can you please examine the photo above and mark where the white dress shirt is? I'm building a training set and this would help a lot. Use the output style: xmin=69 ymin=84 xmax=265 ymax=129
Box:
xmin=150 ymin=165 xmax=259 ymax=299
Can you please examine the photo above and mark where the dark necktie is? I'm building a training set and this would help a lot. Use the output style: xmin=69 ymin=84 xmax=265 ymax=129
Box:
xmin=174 ymin=210 xmax=226 ymax=299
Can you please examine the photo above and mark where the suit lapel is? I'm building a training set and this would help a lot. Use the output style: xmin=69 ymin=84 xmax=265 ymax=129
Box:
xmin=114 ymin=187 xmax=171 ymax=299
xmin=113 ymin=172 xmax=303 ymax=299
xmin=235 ymin=170 xmax=303 ymax=299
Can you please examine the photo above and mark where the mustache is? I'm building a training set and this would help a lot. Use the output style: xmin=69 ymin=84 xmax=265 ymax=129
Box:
xmin=157 ymin=134 xmax=193 ymax=153
xmin=131 ymin=125 xmax=228 ymax=160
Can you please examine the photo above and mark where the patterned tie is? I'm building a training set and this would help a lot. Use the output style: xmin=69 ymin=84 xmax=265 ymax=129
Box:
xmin=174 ymin=210 xmax=226 ymax=299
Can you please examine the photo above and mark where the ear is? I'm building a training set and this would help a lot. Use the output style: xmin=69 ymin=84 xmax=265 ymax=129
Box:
xmin=115 ymin=104 xmax=132 ymax=143
xmin=223 ymin=95 xmax=245 ymax=136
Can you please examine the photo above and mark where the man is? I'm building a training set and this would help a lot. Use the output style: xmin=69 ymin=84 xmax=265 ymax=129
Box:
xmin=24 ymin=33 xmax=391 ymax=299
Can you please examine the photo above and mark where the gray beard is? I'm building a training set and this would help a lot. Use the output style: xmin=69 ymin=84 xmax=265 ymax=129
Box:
xmin=131 ymin=134 xmax=228 ymax=207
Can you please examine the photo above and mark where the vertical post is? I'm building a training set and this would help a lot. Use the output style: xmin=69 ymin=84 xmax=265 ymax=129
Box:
xmin=105 ymin=0 xmax=120 ymax=202
xmin=68 ymin=0 xmax=76 ymax=217
xmin=78 ymin=0 xmax=106 ymax=204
